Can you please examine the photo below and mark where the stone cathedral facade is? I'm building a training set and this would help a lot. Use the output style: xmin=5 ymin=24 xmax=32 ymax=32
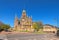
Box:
xmin=13 ymin=10 xmax=34 ymax=32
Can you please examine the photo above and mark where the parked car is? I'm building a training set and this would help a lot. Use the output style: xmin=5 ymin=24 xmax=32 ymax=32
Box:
xmin=4 ymin=29 xmax=11 ymax=32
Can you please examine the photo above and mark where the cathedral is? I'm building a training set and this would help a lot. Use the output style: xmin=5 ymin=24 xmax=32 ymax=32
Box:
xmin=13 ymin=10 xmax=34 ymax=32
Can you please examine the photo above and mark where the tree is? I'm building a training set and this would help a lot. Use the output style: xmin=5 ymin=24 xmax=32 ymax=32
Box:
xmin=33 ymin=21 xmax=43 ymax=32
xmin=1 ymin=24 xmax=10 ymax=30
xmin=0 ymin=24 xmax=11 ymax=32
xmin=33 ymin=23 xmax=39 ymax=32
xmin=36 ymin=22 xmax=43 ymax=29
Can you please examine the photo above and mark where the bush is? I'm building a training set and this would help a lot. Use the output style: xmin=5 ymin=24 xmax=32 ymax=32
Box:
xmin=0 ymin=26 xmax=3 ymax=32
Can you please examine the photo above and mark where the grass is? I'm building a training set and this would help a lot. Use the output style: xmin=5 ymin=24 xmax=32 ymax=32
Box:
xmin=13 ymin=29 xmax=47 ymax=34
xmin=16 ymin=30 xmax=30 ymax=32
xmin=34 ymin=29 xmax=47 ymax=34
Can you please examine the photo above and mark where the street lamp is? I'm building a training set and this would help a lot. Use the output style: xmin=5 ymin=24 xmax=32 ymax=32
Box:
xmin=54 ymin=16 xmax=59 ymax=27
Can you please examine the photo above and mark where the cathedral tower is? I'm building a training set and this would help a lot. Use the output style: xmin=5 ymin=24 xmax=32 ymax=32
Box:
xmin=13 ymin=10 xmax=34 ymax=32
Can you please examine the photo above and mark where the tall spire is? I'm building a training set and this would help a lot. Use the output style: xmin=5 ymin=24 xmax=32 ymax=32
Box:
xmin=23 ymin=0 xmax=26 ymax=10
xmin=23 ymin=10 xmax=26 ymax=12
xmin=15 ymin=13 xmax=18 ymax=19
xmin=14 ymin=13 xmax=18 ymax=21
xmin=21 ymin=10 xmax=27 ymax=18
xmin=14 ymin=13 xmax=18 ymax=29
xmin=22 ymin=9 xmax=26 ymax=15
xmin=29 ymin=16 xmax=32 ymax=19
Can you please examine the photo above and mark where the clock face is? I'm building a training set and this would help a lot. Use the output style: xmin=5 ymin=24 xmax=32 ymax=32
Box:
xmin=22 ymin=19 xmax=25 ymax=21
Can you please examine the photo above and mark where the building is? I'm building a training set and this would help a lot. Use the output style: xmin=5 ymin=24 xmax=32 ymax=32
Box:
xmin=13 ymin=10 xmax=34 ymax=32
xmin=43 ymin=24 xmax=57 ymax=33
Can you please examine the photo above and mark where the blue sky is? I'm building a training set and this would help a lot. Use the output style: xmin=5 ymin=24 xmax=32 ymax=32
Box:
xmin=0 ymin=0 xmax=59 ymax=27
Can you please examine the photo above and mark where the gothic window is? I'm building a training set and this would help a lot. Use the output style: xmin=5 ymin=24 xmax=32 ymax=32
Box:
xmin=22 ymin=19 xmax=25 ymax=22
xmin=18 ymin=22 xmax=20 ymax=25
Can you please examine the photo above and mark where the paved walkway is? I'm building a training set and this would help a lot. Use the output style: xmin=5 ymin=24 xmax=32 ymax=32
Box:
xmin=0 ymin=34 xmax=7 ymax=40
xmin=7 ymin=33 xmax=59 ymax=40
xmin=0 ymin=33 xmax=59 ymax=40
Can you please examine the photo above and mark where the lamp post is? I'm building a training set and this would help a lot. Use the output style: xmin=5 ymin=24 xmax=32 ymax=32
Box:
xmin=54 ymin=16 xmax=59 ymax=27
xmin=57 ymin=17 xmax=59 ymax=27
xmin=54 ymin=16 xmax=59 ymax=36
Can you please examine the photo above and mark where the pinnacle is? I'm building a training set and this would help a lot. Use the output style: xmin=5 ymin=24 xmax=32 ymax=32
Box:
xmin=23 ymin=10 xmax=26 ymax=12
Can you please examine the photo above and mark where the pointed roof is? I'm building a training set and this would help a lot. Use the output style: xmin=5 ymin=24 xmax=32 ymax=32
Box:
xmin=23 ymin=10 xmax=26 ymax=12
xmin=29 ymin=16 xmax=32 ymax=19
xmin=22 ymin=10 xmax=26 ymax=16
xmin=15 ymin=13 xmax=18 ymax=19
xmin=14 ymin=13 xmax=18 ymax=21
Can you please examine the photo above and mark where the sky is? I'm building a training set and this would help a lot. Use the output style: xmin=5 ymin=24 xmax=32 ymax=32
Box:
xmin=0 ymin=0 xmax=59 ymax=27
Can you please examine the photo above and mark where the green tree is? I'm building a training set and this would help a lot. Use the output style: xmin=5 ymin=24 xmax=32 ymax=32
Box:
xmin=36 ymin=22 xmax=43 ymax=29
xmin=0 ymin=24 xmax=10 ymax=30
xmin=33 ymin=21 xmax=43 ymax=32
xmin=33 ymin=23 xmax=39 ymax=32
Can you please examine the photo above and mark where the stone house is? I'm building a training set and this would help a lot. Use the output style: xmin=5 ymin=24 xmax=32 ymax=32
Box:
xmin=43 ymin=24 xmax=57 ymax=33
